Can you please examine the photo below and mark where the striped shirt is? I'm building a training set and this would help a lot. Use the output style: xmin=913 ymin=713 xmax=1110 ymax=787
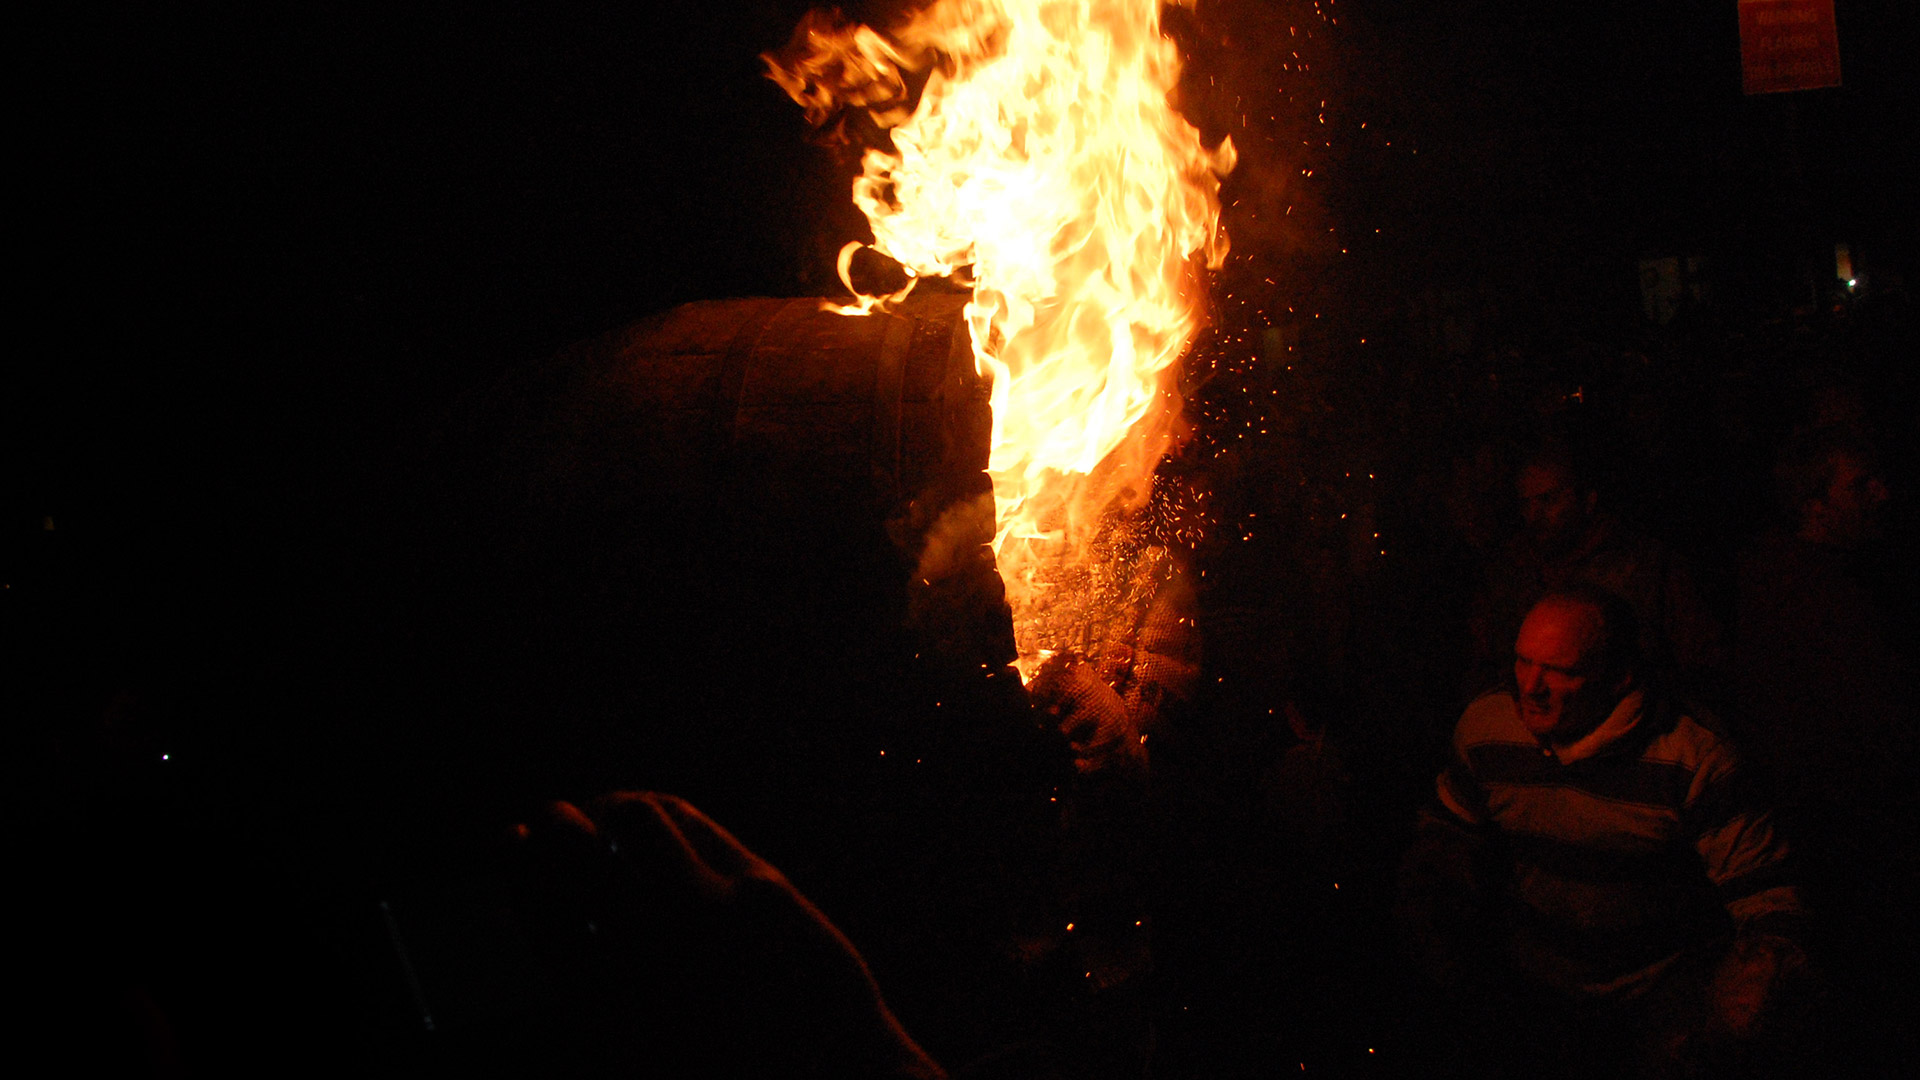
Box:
xmin=1427 ymin=688 xmax=1804 ymax=998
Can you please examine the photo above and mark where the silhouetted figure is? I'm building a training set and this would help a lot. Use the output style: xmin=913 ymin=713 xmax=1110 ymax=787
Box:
xmin=1470 ymin=443 xmax=1722 ymax=699
xmin=1733 ymin=426 xmax=1905 ymax=816
xmin=1731 ymin=426 xmax=1916 ymax=1068
xmin=1402 ymin=588 xmax=1808 ymax=1078
xmin=512 ymin=791 xmax=947 ymax=1080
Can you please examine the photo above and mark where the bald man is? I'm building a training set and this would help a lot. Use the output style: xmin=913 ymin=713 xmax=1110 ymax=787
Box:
xmin=1401 ymin=587 xmax=1807 ymax=1075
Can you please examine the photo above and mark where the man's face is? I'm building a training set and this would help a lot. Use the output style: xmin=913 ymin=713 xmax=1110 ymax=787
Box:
xmin=1811 ymin=452 xmax=1889 ymax=548
xmin=1517 ymin=463 xmax=1590 ymax=554
xmin=1513 ymin=600 xmax=1621 ymax=743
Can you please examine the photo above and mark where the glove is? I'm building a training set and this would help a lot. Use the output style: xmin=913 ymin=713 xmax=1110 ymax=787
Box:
xmin=1030 ymin=659 xmax=1144 ymax=775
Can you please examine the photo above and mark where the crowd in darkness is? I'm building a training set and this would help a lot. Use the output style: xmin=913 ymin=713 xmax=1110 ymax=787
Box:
xmin=1151 ymin=273 xmax=1918 ymax=1076
xmin=11 ymin=270 xmax=1913 ymax=1078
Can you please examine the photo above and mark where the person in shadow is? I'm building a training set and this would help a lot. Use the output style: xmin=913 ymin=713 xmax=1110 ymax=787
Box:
xmin=510 ymin=791 xmax=947 ymax=1080
xmin=1731 ymin=424 xmax=1916 ymax=1070
xmin=1470 ymin=442 xmax=1722 ymax=703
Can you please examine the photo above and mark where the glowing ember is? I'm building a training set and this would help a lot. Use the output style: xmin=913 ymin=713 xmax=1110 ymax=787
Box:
xmin=767 ymin=0 xmax=1234 ymax=678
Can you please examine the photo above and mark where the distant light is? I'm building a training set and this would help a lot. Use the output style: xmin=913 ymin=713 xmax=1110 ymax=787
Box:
xmin=1847 ymin=278 xmax=1858 ymax=288
xmin=161 ymin=754 xmax=170 ymax=762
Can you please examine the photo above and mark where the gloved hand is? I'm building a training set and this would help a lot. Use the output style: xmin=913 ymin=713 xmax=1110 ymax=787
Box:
xmin=1706 ymin=932 xmax=1809 ymax=1040
xmin=1029 ymin=658 xmax=1144 ymax=775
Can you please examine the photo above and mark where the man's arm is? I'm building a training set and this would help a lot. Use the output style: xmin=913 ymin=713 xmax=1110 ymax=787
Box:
xmin=1396 ymin=744 xmax=1498 ymax=992
xmin=1111 ymin=553 xmax=1201 ymax=734
xmin=1686 ymin=749 xmax=1812 ymax=1040
xmin=515 ymin=792 xmax=948 ymax=1080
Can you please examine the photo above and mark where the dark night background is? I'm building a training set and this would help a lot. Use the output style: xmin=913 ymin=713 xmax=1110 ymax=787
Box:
xmin=9 ymin=1 xmax=1914 ymax=1075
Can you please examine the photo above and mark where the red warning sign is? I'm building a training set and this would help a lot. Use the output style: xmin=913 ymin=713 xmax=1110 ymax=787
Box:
xmin=1739 ymin=0 xmax=1842 ymax=95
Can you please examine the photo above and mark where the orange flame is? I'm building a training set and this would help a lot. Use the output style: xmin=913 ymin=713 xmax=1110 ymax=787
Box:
xmin=768 ymin=0 xmax=1233 ymax=677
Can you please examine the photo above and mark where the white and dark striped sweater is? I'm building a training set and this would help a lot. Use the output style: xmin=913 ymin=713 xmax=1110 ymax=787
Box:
xmin=1419 ymin=688 xmax=1805 ymax=998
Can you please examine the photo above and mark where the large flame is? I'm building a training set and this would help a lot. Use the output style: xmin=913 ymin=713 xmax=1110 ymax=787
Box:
xmin=768 ymin=0 xmax=1233 ymax=678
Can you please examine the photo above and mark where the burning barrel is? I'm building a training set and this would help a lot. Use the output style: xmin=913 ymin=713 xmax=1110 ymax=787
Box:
xmin=412 ymin=289 xmax=1039 ymax=822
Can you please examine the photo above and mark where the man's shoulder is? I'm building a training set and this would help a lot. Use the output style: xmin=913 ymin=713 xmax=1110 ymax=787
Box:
xmin=1736 ymin=529 xmax=1847 ymax=600
xmin=1457 ymin=690 xmax=1525 ymax=747
xmin=1641 ymin=695 xmax=1740 ymax=770
xmin=1737 ymin=527 xmax=1812 ymax=570
xmin=1580 ymin=519 xmax=1675 ymax=579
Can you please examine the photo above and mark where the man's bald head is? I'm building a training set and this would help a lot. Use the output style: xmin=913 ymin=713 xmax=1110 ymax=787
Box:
xmin=1512 ymin=587 xmax=1639 ymax=745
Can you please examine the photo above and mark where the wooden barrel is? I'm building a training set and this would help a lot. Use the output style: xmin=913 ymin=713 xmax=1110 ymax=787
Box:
xmin=411 ymin=289 xmax=1033 ymax=812
xmin=378 ymin=293 xmax=1062 ymax=1064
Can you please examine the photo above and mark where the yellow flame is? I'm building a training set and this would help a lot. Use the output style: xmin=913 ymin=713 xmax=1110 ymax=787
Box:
xmin=768 ymin=0 xmax=1233 ymax=677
